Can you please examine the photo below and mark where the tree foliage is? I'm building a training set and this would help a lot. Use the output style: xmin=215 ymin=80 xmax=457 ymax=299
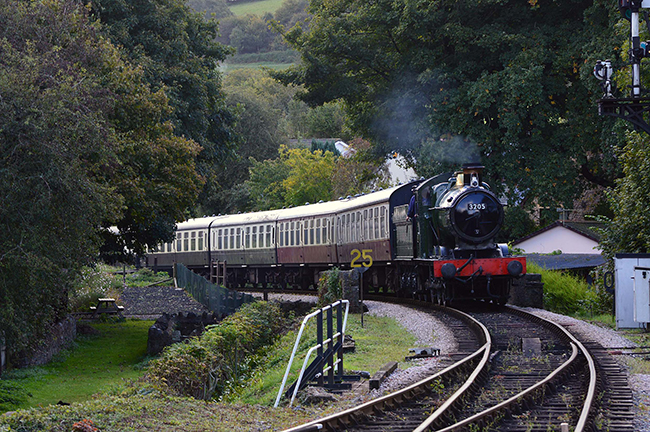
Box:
xmin=246 ymin=145 xmax=337 ymax=209
xmin=90 ymin=0 xmax=237 ymax=219
xmin=0 ymin=0 xmax=202 ymax=355
xmin=599 ymin=131 xmax=650 ymax=257
xmin=276 ymin=0 xmax=624 ymax=210
xmin=246 ymin=139 xmax=389 ymax=211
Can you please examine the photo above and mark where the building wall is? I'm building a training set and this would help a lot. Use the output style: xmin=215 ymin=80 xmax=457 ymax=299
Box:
xmin=515 ymin=226 xmax=599 ymax=254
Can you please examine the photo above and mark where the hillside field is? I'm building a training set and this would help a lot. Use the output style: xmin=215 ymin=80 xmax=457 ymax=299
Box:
xmin=228 ymin=0 xmax=285 ymax=16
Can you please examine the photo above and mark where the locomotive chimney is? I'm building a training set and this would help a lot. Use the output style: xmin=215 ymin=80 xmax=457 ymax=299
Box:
xmin=461 ymin=163 xmax=484 ymax=187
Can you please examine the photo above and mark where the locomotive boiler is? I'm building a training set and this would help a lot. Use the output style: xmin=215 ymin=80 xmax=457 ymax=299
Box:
xmin=145 ymin=163 xmax=525 ymax=305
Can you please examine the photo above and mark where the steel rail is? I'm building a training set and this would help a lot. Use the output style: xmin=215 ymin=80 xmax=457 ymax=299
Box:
xmin=282 ymin=307 xmax=490 ymax=432
xmin=506 ymin=306 xmax=598 ymax=432
xmin=430 ymin=343 xmax=579 ymax=431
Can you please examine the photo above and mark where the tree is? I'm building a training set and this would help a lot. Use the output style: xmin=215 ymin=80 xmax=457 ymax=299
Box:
xmin=199 ymin=69 xmax=297 ymax=215
xmin=229 ymin=15 xmax=276 ymax=54
xmin=90 ymin=0 xmax=237 ymax=218
xmin=599 ymin=131 xmax=650 ymax=257
xmin=275 ymin=0 xmax=624 ymax=211
xmin=330 ymin=138 xmax=392 ymax=199
xmin=0 ymin=0 xmax=202 ymax=357
xmin=283 ymin=147 xmax=337 ymax=206
xmin=245 ymin=145 xmax=336 ymax=209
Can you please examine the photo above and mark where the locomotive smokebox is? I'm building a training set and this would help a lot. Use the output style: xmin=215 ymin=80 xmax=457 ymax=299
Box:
xmin=431 ymin=162 xmax=504 ymax=251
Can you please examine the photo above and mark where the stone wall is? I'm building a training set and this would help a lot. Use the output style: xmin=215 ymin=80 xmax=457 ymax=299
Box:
xmin=509 ymin=273 xmax=544 ymax=308
xmin=147 ymin=312 xmax=222 ymax=355
xmin=10 ymin=315 xmax=77 ymax=369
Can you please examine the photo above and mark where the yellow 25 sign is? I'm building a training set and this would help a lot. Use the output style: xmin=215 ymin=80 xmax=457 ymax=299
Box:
xmin=351 ymin=249 xmax=373 ymax=268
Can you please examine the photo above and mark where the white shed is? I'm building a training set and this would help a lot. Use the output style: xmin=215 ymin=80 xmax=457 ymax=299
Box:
xmin=614 ymin=254 xmax=650 ymax=329
xmin=512 ymin=221 xmax=602 ymax=255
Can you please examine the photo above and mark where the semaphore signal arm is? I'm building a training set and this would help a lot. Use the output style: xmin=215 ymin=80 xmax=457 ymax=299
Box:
xmin=596 ymin=0 xmax=650 ymax=133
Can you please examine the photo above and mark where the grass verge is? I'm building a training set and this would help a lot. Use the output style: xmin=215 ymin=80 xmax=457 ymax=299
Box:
xmin=231 ymin=312 xmax=417 ymax=406
xmin=0 ymin=320 xmax=153 ymax=412
xmin=0 ymin=311 xmax=417 ymax=431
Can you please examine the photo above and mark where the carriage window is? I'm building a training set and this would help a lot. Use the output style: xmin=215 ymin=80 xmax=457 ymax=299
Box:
xmin=315 ymin=219 xmax=321 ymax=244
xmin=245 ymin=227 xmax=250 ymax=248
xmin=266 ymin=224 xmax=272 ymax=247
xmin=183 ymin=232 xmax=189 ymax=251
xmin=190 ymin=232 xmax=196 ymax=251
xmin=327 ymin=219 xmax=332 ymax=243
xmin=357 ymin=211 xmax=362 ymax=241
xmin=308 ymin=220 xmax=314 ymax=245
xmin=303 ymin=222 xmax=308 ymax=246
xmin=217 ymin=229 xmax=222 ymax=250
xmin=284 ymin=222 xmax=289 ymax=246
xmin=290 ymin=222 xmax=295 ymax=246
xmin=236 ymin=228 xmax=241 ymax=248
xmin=198 ymin=232 xmax=204 ymax=250
xmin=279 ymin=224 xmax=284 ymax=247
xmin=374 ymin=208 xmax=380 ymax=238
xmin=363 ymin=210 xmax=369 ymax=240
xmin=252 ymin=226 xmax=257 ymax=248
xmin=259 ymin=225 xmax=265 ymax=248
xmin=230 ymin=228 xmax=235 ymax=249
xmin=381 ymin=206 xmax=387 ymax=238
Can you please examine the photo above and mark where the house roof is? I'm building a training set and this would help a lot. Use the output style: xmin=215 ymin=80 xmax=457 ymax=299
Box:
xmin=525 ymin=253 xmax=607 ymax=270
xmin=512 ymin=221 xmax=604 ymax=246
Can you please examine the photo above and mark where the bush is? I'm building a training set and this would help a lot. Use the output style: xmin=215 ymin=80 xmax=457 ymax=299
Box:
xmin=318 ymin=268 xmax=342 ymax=307
xmin=145 ymin=301 xmax=287 ymax=400
xmin=125 ymin=268 xmax=171 ymax=287
xmin=68 ymin=266 xmax=122 ymax=312
xmin=529 ymin=263 xmax=610 ymax=316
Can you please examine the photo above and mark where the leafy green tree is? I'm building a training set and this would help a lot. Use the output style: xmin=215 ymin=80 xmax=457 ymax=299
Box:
xmin=0 ymin=0 xmax=202 ymax=357
xmin=200 ymin=69 xmax=297 ymax=214
xmin=305 ymin=101 xmax=345 ymax=138
xmin=245 ymin=145 xmax=336 ymax=209
xmin=331 ymin=138 xmax=391 ymax=199
xmin=274 ymin=0 xmax=309 ymax=29
xmin=276 ymin=0 xmax=623 ymax=210
xmin=229 ymin=15 xmax=276 ymax=54
xmin=599 ymin=131 xmax=650 ymax=257
xmin=283 ymin=146 xmax=337 ymax=205
xmin=246 ymin=156 xmax=291 ymax=210
xmin=90 ymin=0 xmax=237 ymax=213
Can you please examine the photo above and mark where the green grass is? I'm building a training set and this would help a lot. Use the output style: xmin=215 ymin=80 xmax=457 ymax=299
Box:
xmin=228 ymin=0 xmax=285 ymax=16
xmin=0 ymin=311 xmax=418 ymax=431
xmin=1 ymin=320 xmax=153 ymax=412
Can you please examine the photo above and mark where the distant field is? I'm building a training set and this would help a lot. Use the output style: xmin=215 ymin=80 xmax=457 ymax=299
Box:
xmin=228 ymin=0 xmax=285 ymax=16
xmin=220 ymin=62 xmax=294 ymax=72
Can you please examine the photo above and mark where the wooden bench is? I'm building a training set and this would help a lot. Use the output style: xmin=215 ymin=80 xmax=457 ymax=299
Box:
xmin=90 ymin=298 xmax=124 ymax=318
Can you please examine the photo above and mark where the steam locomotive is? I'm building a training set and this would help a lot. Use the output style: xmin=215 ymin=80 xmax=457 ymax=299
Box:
xmin=145 ymin=163 xmax=525 ymax=304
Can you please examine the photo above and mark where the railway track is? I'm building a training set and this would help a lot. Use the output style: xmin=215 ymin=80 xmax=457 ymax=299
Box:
xmin=281 ymin=300 xmax=608 ymax=432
